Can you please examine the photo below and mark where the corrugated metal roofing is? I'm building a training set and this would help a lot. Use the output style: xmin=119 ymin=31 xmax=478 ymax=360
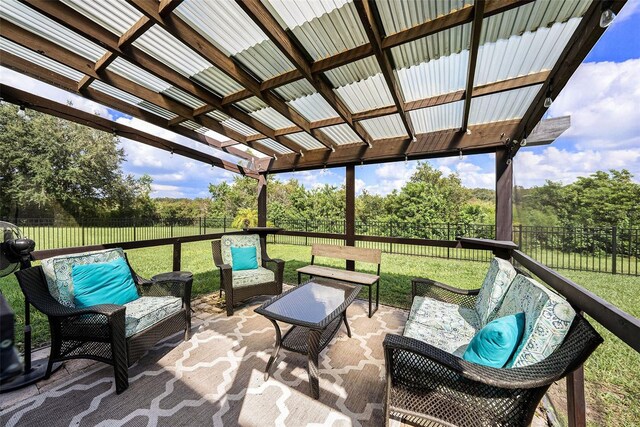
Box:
xmin=274 ymin=79 xmax=317 ymax=101
xmin=474 ymin=18 xmax=580 ymax=86
xmin=397 ymin=50 xmax=468 ymax=102
xmin=1 ymin=0 xmax=106 ymax=62
xmin=324 ymin=56 xmax=380 ymax=87
xmin=257 ymin=138 xmax=294 ymax=154
xmin=192 ymin=67 xmax=245 ymax=97
xmin=180 ymin=121 xmax=209 ymax=133
xmin=0 ymin=37 xmax=84 ymax=82
xmin=287 ymin=132 xmax=327 ymax=150
xmin=235 ymin=97 xmax=270 ymax=113
xmin=480 ymin=0 xmax=590 ymax=44
xmin=264 ymin=0 xmax=368 ymax=60
xmin=175 ymin=0 xmax=295 ymax=80
xmin=217 ymin=117 xmax=260 ymax=136
xmin=108 ymin=57 xmax=171 ymax=93
xmin=207 ymin=110 xmax=231 ymax=122
xmin=376 ymin=0 xmax=472 ymax=35
xmin=319 ymin=124 xmax=362 ymax=145
xmin=469 ymin=85 xmax=542 ymax=125
xmin=250 ymin=108 xmax=295 ymax=130
xmin=360 ymin=114 xmax=408 ymax=139
xmin=62 ymin=0 xmax=142 ymax=37
xmin=409 ymin=101 xmax=464 ymax=133
xmin=288 ymin=93 xmax=340 ymax=122
xmin=162 ymin=87 xmax=206 ymax=109
xmin=391 ymin=24 xmax=471 ymax=70
xmin=89 ymin=80 xmax=179 ymax=120
xmin=335 ymin=73 xmax=395 ymax=113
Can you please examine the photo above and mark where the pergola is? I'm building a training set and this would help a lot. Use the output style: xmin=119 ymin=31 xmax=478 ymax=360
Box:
xmin=0 ymin=0 xmax=625 ymax=238
xmin=1 ymin=1 xmax=639 ymax=425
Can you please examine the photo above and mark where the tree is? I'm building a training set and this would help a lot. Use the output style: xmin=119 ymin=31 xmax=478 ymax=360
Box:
xmin=0 ymin=103 xmax=154 ymax=220
xmin=232 ymin=208 xmax=258 ymax=228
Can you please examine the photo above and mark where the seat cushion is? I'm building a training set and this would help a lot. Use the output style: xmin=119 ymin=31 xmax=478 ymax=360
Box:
xmin=41 ymin=248 xmax=127 ymax=307
xmin=496 ymin=274 xmax=576 ymax=368
xmin=123 ymin=296 xmax=183 ymax=338
xmin=72 ymin=258 xmax=139 ymax=308
xmin=404 ymin=296 xmax=480 ymax=357
xmin=221 ymin=235 xmax=262 ymax=269
xmin=474 ymin=257 xmax=517 ymax=327
xmin=232 ymin=266 xmax=275 ymax=289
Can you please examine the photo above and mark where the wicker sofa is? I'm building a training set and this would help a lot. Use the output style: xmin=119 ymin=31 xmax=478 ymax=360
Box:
xmin=212 ymin=234 xmax=284 ymax=316
xmin=383 ymin=257 xmax=603 ymax=426
xmin=14 ymin=248 xmax=192 ymax=394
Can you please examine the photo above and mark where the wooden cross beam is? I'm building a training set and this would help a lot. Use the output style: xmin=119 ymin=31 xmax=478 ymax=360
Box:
xmin=0 ymin=84 xmax=259 ymax=178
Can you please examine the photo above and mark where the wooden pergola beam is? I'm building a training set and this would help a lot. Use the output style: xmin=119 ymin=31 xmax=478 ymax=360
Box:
xmin=461 ymin=0 xmax=485 ymax=132
xmin=0 ymin=84 xmax=258 ymax=178
xmin=127 ymin=0 xmax=330 ymax=151
xmin=354 ymin=0 xmax=415 ymax=142
xmin=236 ymin=0 xmax=372 ymax=147
xmin=0 ymin=50 xmax=270 ymax=166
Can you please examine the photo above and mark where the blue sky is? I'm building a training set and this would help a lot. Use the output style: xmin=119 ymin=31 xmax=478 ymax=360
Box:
xmin=2 ymin=2 xmax=639 ymax=198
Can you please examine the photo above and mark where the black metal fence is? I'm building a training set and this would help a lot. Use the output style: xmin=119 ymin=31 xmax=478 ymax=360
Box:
xmin=5 ymin=217 xmax=638 ymax=276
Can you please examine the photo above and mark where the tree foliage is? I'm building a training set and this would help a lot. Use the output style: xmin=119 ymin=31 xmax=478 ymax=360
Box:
xmin=0 ymin=104 xmax=153 ymax=220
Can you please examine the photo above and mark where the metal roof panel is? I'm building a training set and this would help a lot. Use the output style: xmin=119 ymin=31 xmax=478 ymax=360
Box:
xmin=1 ymin=37 xmax=84 ymax=82
xmin=288 ymin=93 xmax=340 ymax=121
xmin=287 ymin=132 xmax=327 ymax=150
xmin=409 ymin=101 xmax=463 ymax=133
xmin=335 ymin=73 xmax=395 ymax=113
xmin=62 ymin=0 xmax=142 ymax=37
xmin=360 ymin=114 xmax=408 ymax=139
xmin=469 ymin=85 xmax=542 ymax=125
xmin=318 ymin=124 xmax=362 ymax=145
xmin=375 ymin=0 xmax=472 ymax=35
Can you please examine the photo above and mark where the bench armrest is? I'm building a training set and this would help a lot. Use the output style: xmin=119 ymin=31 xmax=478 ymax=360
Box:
xmin=411 ymin=277 xmax=479 ymax=308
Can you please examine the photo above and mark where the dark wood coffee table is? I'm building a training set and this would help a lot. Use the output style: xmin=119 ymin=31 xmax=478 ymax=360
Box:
xmin=255 ymin=278 xmax=362 ymax=399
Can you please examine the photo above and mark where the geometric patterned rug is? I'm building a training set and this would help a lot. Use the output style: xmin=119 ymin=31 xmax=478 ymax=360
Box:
xmin=1 ymin=297 xmax=407 ymax=427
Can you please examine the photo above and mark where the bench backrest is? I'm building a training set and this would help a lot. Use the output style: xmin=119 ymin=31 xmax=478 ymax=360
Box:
xmin=311 ymin=244 xmax=381 ymax=264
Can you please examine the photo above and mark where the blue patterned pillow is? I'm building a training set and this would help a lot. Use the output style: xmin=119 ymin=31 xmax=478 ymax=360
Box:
xmin=496 ymin=274 xmax=576 ymax=368
xmin=474 ymin=257 xmax=517 ymax=327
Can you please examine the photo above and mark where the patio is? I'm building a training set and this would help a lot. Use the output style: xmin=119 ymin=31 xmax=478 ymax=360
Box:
xmin=1 ymin=0 xmax=638 ymax=426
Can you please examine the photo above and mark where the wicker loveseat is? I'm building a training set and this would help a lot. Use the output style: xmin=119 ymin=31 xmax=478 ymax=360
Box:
xmin=212 ymin=234 xmax=284 ymax=316
xmin=383 ymin=257 xmax=603 ymax=426
xmin=14 ymin=248 xmax=192 ymax=394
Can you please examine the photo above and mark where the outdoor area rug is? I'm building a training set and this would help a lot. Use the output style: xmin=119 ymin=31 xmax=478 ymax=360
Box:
xmin=1 ymin=298 xmax=407 ymax=427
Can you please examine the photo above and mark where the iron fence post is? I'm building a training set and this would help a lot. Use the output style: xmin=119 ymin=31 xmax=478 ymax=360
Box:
xmin=519 ymin=224 xmax=523 ymax=248
xmin=612 ymin=226 xmax=617 ymax=274
xmin=133 ymin=219 xmax=137 ymax=242
xmin=199 ymin=217 xmax=202 ymax=235
xmin=223 ymin=217 xmax=226 ymax=233
xmin=305 ymin=219 xmax=309 ymax=246
xmin=389 ymin=221 xmax=393 ymax=254
xmin=81 ymin=222 xmax=85 ymax=246
xmin=447 ymin=223 xmax=451 ymax=259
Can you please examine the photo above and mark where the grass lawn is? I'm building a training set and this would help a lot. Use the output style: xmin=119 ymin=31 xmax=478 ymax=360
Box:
xmin=1 ymin=242 xmax=638 ymax=426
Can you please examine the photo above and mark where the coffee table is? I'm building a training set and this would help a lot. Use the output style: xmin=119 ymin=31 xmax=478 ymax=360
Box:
xmin=255 ymin=278 xmax=362 ymax=399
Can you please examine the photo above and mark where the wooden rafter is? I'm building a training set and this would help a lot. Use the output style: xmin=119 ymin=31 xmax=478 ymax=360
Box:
xmin=0 ymin=49 xmax=272 ymax=167
xmin=461 ymin=0 xmax=485 ymax=131
xmin=126 ymin=0 xmax=332 ymax=152
xmin=1 ymin=84 xmax=258 ymax=178
xmin=236 ymin=0 xmax=373 ymax=147
xmin=354 ymin=0 xmax=415 ymax=142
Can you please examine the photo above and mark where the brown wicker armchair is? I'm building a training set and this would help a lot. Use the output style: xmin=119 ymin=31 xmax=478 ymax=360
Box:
xmin=14 ymin=255 xmax=192 ymax=394
xmin=383 ymin=278 xmax=603 ymax=426
xmin=212 ymin=234 xmax=284 ymax=316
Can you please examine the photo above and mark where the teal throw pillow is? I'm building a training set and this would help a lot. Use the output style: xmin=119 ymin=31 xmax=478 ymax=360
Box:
xmin=463 ymin=312 xmax=525 ymax=368
xmin=230 ymin=246 xmax=259 ymax=271
xmin=72 ymin=257 xmax=140 ymax=308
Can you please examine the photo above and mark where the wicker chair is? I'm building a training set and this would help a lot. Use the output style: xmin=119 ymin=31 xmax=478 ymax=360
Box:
xmin=383 ymin=278 xmax=603 ymax=426
xmin=14 ymin=256 xmax=192 ymax=394
xmin=212 ymin=234 xmax=284 ymax=316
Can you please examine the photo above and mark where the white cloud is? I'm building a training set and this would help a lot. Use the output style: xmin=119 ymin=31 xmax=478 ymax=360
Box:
xmin=612 ymin=1 xmax=640 ymax=25
xmin=365 ymin=161 xmax=417 ymax=195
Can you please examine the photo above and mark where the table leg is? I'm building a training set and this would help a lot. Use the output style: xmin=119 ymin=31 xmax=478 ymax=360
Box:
xmin=343 ymin=311 xmax=352 ymax=338
xmin=307 ymin=329 xmax=322 ymax=399
xmin=264 ymin=319 xmax=282 ymax=381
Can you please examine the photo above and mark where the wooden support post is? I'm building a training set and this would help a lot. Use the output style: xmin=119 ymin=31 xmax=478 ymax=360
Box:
xmin=258 ymin=174 xmax=267 ymax=227
xmin=567 ymin=365 xmax=587 ymax=427
xmin=172 ymin=241 xmax=181 ymax=272
xmin=495 ymin=148 xmax=513 ymax=241
xmin=346 ymin=165 xmax=356 ymax=271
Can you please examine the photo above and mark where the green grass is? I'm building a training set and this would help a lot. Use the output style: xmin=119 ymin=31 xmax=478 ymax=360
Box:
xmin=1 ymin=242 xmax=638 ymax=426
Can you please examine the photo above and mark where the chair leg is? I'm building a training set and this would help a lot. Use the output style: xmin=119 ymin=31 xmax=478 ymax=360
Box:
xmin=368 ymin=286 xmax=372 ymax=318
xmin=297 ymin=271 xmax=301 ymax=285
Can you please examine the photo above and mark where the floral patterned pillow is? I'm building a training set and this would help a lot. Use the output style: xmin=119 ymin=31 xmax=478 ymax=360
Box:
xmin=41 ymin=248 xmax=126 ymax=307
xmin=220 ymin=235 xmax=261 ymax=268
xmin=496 ymin=274 xmax=576 ymax=368
xmin=474 ymin=257 xmax=517 ymax=327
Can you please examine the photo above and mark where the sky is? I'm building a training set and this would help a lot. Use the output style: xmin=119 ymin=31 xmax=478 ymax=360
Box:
xmin=1 ymin=2 xmax=639 ymax=199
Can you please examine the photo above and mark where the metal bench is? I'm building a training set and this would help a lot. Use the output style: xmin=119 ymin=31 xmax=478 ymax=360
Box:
xmin=296 ymin=244 xmax=381 ymax=317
